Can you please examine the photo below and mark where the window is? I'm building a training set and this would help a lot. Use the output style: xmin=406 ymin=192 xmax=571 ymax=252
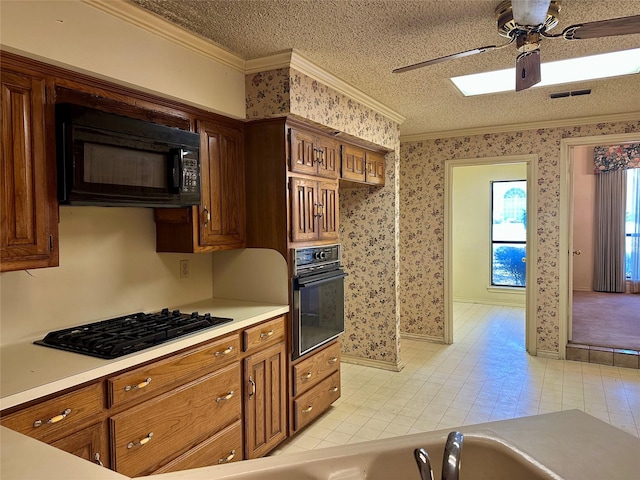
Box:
xmin=491 ymin=180 xmax=526 ymax=287
xmin=626 ymin=168 xmax=639 ymax=279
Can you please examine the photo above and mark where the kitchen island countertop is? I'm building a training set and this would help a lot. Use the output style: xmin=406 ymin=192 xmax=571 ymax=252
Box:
xmin=2 ymin=410 xmax=639 ymax=479
xmin=0 ymin=298 xmax=288 ymax=410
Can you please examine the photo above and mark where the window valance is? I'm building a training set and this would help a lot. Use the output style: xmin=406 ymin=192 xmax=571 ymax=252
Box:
xmin=594 ymin=143 xmax=640 ymax=174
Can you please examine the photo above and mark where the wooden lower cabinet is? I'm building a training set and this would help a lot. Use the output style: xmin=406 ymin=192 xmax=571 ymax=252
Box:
xmin=152 ymin=420 xmax=243 ymax=474
xmin=110 ymin=364 xmax=241 ymax=477
xmin=244 ymin=341 xmax=287 ymax=459
xmin=1 ymin=316 xmax=294 ymax=474
xmin=51 ymin=422 xmax=109 ymax=468
xmin=290 ymin=340 xmax=341 ymax=435
xmin=293 ymin=371 xmax=341 ymax=432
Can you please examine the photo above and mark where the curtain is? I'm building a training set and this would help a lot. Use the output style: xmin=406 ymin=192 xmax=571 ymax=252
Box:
xmin=593 ymin=169 xmax=627 ymax=293
xmin=629 ymin=168 xmax=640 ymax=293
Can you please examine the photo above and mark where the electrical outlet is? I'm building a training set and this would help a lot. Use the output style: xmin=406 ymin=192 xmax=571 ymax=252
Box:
xmin=180 ymin=259 xmax=190 ymax=279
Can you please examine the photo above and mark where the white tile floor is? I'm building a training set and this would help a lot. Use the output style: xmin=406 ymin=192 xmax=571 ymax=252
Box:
xmin=273 ymin=302 xmax=640 ymax=455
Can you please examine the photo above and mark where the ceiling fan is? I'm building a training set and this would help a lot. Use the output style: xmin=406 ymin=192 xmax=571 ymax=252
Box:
xmin=393 ymin=0 xmax=640 ymax=91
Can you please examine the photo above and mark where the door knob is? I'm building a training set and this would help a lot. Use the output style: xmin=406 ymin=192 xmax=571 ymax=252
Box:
xmin=573 ymin=250 xmax=582 ymax=256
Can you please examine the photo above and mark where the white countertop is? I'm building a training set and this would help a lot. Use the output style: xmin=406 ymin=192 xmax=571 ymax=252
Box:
xmin=0 ymin=298 xmax=288 ymax=410
xmin=2 ymin=410 xmax=638 ymax=480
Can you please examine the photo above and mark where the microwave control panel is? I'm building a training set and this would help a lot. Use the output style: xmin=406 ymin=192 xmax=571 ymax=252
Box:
xmin=180 ymin=149 xmax=200 ymax=194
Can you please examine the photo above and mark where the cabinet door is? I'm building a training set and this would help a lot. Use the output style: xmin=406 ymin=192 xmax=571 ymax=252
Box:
xmin=51 ymin=422 xmax=108 ymax=469
xmin=318 ymin=181 xmax=339 ymax=240
xmin=198 ymin=120 xmax=245 ymax=248
xmin=1 ymin=69 xmax=58 ymax=271
xmin=289 ymin=128 xmax=317 ymax=176
xmin=244 ymin=342 xmax=287 ymax=459
xmin=340 ymin=144 xmax=366 ymax=182
xmin=365 ymin=151 xmax=385 ymax=186
xmin=290 ymin=177 xmax=318 ymax=243
xmin=316 ymin=135 xmax=340 ymax=179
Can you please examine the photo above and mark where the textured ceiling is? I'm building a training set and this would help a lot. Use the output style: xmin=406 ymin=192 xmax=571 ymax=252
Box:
xmin=130 ymin=0 xmax=640 ymax=136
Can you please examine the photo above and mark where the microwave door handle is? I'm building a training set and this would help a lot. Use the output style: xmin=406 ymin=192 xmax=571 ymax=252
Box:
xmin=170 ymin=149 xmax=181 ymax=191
xmin=297 ymin=272 xmax=348 ymax=288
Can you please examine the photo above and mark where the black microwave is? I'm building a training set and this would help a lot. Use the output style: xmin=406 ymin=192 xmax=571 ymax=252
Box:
xmin=56 ymin=104 xmax=201 ymax=207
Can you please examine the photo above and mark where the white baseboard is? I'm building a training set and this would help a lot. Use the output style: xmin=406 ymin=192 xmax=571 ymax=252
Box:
xmin=537 ymin=350 xmax=559 ymax=359
xmin=341 ymin=354 xmax=405 ymax=372
xmin=401 ymin=332 xmax=446 ymax=344
xmin=453 ymin=297 xmax=526 ymax=308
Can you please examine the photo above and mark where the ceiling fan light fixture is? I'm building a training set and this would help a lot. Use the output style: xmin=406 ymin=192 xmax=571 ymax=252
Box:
xmin=496 ymin=0 xmax=561 ymax=37
xmin=450 ymin=48 xmax=640 ymax=96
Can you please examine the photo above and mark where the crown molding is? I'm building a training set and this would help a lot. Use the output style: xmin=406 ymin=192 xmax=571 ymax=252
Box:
xmin=246 ymin=49 xmax=405 ymax=125
xmin=400 ymin=111 xmax=640 ymax=142
xmin=82 ymin=3 xmax=404 ymax=126
xmin=82 ymin=0 xmax=245 ymax=72
xmin=290 ymin=50 xmax=406 ymax=125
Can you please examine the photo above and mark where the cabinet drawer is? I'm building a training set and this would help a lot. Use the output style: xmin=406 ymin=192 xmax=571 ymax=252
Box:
xmin=152 ymin=420 xmax=243 ymax=474
xmin=293 ymin=341 xmax=340 ymax=396
xmin=293 ymin=371 xmax=340 ymax=432
xmin=110 ymin=363 xmax=241 ymax=477
xmin=108 ymin=332 xmax=241 ymax=408
xmin=243 ymin=316 xmax=286 ymax=354
xmin=0 ymin=382 xmax=104 ymax=443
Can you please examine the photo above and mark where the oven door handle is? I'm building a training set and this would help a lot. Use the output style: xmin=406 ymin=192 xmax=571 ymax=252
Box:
xmin=296 ymin=272 xmax=348 ymax=288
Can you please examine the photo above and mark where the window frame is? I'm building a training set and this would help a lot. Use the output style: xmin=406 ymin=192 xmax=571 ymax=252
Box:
xmin=490 ymin=179 xmax=527 ymax=288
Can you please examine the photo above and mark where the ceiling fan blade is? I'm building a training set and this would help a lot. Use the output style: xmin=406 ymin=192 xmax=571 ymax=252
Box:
xmin=515 ymin=50 xmax=541 ymax=91
xmin=560 ymin=15 xmax=640 ymax=40
xmin=512 ymin=0 xmax=551 ymax=26
xmin=393 ymin=45 xmax=500 ymax=74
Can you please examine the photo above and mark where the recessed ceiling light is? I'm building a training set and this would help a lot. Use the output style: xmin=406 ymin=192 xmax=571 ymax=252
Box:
xmin=450 ymin=48 xmax=640 ymax=96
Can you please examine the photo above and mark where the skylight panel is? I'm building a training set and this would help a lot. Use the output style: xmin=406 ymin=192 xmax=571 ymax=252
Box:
xmin=450 ymin=48 xmax=640 ymax=96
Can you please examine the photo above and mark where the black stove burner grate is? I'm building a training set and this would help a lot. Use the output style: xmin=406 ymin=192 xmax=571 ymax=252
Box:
xmin=34 ymin=308 xmax=233 ymax=359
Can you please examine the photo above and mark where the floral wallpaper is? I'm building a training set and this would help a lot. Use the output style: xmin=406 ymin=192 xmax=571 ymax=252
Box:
xmin=246 ymin=67 xmax=403 ymax=368
xmin=594 ymin=143 xmax=640 ymax=173
xmin=246 ymin=64 xmax=639 ymax=362
xmin=400 ymin=121 xmax=640 ymax=353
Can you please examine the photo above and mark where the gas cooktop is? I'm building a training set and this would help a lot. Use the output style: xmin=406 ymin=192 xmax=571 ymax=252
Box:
xmin=34 ymin=308 xmax=233 ymax=359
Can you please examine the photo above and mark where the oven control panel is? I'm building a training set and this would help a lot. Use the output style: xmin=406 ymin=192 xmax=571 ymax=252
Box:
xmin=293 ymin=244 xmax=340 ymax=270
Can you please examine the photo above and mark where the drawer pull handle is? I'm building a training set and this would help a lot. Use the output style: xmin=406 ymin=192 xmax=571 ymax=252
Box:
xmin=302 ymin=405 xmax=313 ymax=413
xmin=328 ymin=357 xmax=338 ymax=365
xmin=330 ymin=386 xmax=339 ymax=393
xmin=94 ymin=452 xmax=104 ymax=467
xmin=218 ymin=449 xmax=236 ymax=464
xmin=33 ymin=408 xmax=71 ymax=427
xmin=249 ymin=376 xmax=256 ymax=399
xmin=302 ymin=372 xmax=312 ymax=380
xmin=214 ymin=346 xmax=234 ymax=357
xmin=127 ymin=432 xmax=153 ymax=449
xmin=216 ymin=391 xmax=234 ymax=403
xmin=124 ymin=377 xmax=151 ymax=392
xmin=260 ymin=329 xmax=274 ymax=339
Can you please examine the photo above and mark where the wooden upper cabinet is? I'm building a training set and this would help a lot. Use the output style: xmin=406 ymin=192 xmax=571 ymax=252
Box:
xmin=289 ymin=128 xmax=339 ymax=179
xmin=290 ymin=177 xmax=318 ymax=243
xmin=198 ymin=120 xmax=245 ymax=248
xmin=339 ymin=143 xmax=386 ymax=186
xmin=1 ymin=68 xmax=58 ymax=271
xmin=365 ymin=151 xmax=385 ymax=186
xmin=154 ymin=119 xmax=245 ymax=253
xmin=341 ymin=144 xmax=366 ymax=182
xmin=290 ymin=177 xmax=338 ymax=243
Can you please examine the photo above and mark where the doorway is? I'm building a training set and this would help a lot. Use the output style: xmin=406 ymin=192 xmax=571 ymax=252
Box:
xmin=444 ymin=155 xmax=537 ymax=355
xmin=559 ymin=133 xmax=640 ymax=358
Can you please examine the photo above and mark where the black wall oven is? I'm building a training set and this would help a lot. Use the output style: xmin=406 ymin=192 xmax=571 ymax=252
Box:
xmin=292 ymin=244 xmax=347 ymax=360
